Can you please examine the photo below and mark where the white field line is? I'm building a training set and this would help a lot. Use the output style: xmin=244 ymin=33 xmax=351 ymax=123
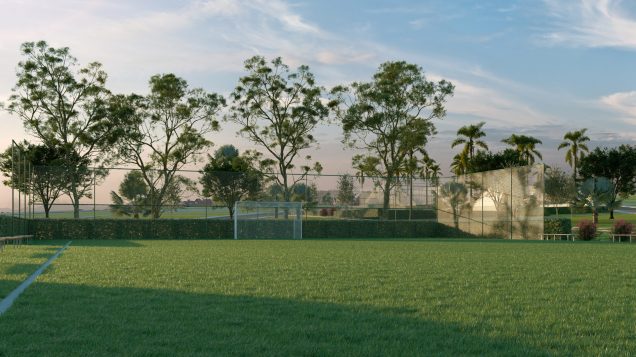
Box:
xmin=0 ymin=241 xmax=72 ymax=316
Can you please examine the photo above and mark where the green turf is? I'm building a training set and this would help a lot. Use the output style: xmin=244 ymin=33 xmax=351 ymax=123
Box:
xmin=1 ymin=239 xmax=635 ymax=355
xmin=565 ymin=213 xmax=636 ymax=231
xmin=0 ymin=242 xmax=62 ymax=299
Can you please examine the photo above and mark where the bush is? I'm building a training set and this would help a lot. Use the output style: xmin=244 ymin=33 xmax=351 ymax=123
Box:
xmin=329 ymin=207 xmax=336 ymax=216
xmin=319 ymin=208 xmax=329 ymax=216
xmin=577 ymin=220 xmax=596 ymax=241
xmin=544 ymin=217 xmax=572 ymax=235
xmin=611 ymin=219 xmax=633 ymax=242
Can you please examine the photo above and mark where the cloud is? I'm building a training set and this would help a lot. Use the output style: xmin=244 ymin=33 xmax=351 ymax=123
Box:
xmin=542 ymin=0 xmax=636 ymax=49
xmin=600 ymin=91 xmax=636 ymax=124
xmin=427 ymin=75 xmax=557 ymax=129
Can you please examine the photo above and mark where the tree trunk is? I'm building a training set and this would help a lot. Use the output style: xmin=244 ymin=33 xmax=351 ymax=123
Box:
xmin=44 ymin=204 xmax=51 ymax=218
xmin=382 ymin=178 xmax=391 ymax=220
xmin=409 ymin=175 xmax=413 ymax=220
xmin=610 ymin=209 xmax=614 ymax=220
xmin=71 ymin=190 xmax=80 ymax=219
xmin=452 ymin=207 xmax=459 ymax=230
xmin=593 ymin=209 xmax=599 ymax=225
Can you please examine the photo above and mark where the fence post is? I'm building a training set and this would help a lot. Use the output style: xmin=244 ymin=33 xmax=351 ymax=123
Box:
xmin=93 ymin=169 xmax=96 ymax=219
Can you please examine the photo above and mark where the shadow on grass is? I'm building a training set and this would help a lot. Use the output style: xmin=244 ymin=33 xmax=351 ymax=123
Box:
xmin=59 ymin=240 xmax=143 ymax=248
xmin=0 ymin=282 xmax=548 ymax=356
xmin=4 ymin=264 xmax=41 ymax=275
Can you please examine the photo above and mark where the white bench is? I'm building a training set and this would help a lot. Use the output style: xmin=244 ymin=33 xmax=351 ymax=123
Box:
xmin=542 ymin=233 xmax=574 ymax=241
xmin=611 ymin=234 xmax=635 ymax=243
xmin=0 ymin=235 xmax=32 ymax=251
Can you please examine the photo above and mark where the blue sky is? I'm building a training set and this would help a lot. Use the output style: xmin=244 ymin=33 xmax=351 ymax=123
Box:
xmin=1 ymin=0 xmax=636 ymax=178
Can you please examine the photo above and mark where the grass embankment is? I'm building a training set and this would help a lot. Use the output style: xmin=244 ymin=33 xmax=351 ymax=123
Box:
xmin=1 ymin=240 xmax=635 ymax=355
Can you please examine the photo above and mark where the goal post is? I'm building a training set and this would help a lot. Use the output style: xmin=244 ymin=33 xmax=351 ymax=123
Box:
xmin=233 ymin=201 xmax=303 ymax=240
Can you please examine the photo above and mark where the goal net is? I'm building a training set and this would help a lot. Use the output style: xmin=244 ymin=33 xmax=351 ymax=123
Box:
xmin=234 ymin=201 xmax=303 ymax=240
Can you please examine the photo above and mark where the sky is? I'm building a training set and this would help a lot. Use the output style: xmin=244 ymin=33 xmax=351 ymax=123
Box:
xmin=1 ymin=0 xmax=636 ymax=208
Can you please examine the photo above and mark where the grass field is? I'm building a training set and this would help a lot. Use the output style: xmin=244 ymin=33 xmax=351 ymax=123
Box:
xmin=0 ymin=243 xmax=62 ymax=298
xmin=28 ymin=206 xmax=231 ymax=219
xmin=1 ymin=239 xmax=635 ymax=355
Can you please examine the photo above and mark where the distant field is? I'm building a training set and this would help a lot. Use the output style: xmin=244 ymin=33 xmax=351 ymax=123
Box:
xmin=1 ymin=239 xmax=635 ymax=355
xmin=30 ymin=206 xmax=230 ymax=219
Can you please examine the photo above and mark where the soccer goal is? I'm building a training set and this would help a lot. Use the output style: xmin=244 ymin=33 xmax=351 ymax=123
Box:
xmin=233 ymin=201 xmax=303 ymax=240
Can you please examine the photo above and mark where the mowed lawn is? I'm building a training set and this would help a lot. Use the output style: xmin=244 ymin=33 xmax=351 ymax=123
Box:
xmin=0 ymin=242 xmax=63 ymax=299
xmin=1 ymin=240 xmax=635 ymax=356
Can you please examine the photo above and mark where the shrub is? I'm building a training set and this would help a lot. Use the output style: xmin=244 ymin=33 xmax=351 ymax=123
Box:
xmin=611 ymin=219 xmax=633 ymax=242
xmin=612 ymin=219 xmax=633 ymax=234
xmin=319 ymin=208 xmax=329 ymax=216
xmin=329 ymin=207 xmax=336 ymax=216
xmin=577 ymin=220 xmax=596 ymax=241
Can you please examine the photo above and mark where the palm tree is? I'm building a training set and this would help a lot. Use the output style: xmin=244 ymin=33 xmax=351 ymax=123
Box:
xmin=421 ymin=155 xmax=439 ymax=206
xmin=501 ymin=134 xmax=542 ymax=164
xmin=450 ymin=150 xmax=469 ymax=176
xmin=451 ymin=122 xmax=488 ymax=168
xmin=558 ymin=128 xmax=590 ymax=180
xmin=577 ymin=177 xmax=614 ymax=224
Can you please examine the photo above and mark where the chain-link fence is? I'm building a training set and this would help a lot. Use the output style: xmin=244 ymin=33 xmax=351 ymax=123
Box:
xmin=2 ymin=157 xmax=550 ymax=239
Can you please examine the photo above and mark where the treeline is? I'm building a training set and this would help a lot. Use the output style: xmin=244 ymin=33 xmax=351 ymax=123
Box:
xmin=2 ymin=41 xmax=634 ymax=221
xmin=0 ymin=41 xmax=454 ymax=219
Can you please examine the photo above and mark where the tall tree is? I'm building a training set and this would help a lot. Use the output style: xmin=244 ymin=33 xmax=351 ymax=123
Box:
xmin=421 ymin=155 xmax=439 ymax=206
xmin=227 ymin=56 xmax=327 ymax=204
xmin=331 ymin=61 xmax=453 ymax=218
xmin=558 ymin=128 xmax=590 ymax=180
xmin=450 ymin=150 xmax=469 ymax=176
xmin=5 ymin=41 xmax=122 ymax=218
xmin=336 ymin=174 xmax=356 ymax=206
xmin=110 ymin=171 xmax=151 ymax=219
xmin=200 ymin=145 xmax=263 ymax=219
xmin=451 ymin=122 xmax=488 ymax=166
xmin=501 ymin=134 xmax=542 ymax=164
xmin=579 ymin=145 xmax=636 ymax=219
xmin=470 ymin=148 xmax=529 ymax=172
xmin=0 ymin=141 xmax=72 ymax=218
xmin=115 ymin=74 xmax=225 ymax=218
xmin=544 ymin=167 xmax=576 ymax=217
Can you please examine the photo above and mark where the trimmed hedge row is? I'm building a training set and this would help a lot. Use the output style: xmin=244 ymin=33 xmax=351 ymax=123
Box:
xmin=30 ymin=219 xmax=233 ymax=240
xmin=0 ymin=216 xmax=29 ymax=236
xmin=29 ymin=218 xmax=469 ymax=240
xmin=544 ymin=217 xmax=572 ymax=234
xmin=303 ymin=220 xmax=468 ymax=239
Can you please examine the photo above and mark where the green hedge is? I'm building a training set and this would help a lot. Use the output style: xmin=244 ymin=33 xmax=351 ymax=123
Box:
xmin=304 ymin=220 xmax=469 ymax=239
xmin=29 ymin=218 xmax=469 ymax=240
xmin=0 ymin=216 xmax=29 ymax=236
xmin=544 ymin=217 xmax=572 ymax=234
xmin=30 ymin=219 xmax=233 ymax=240
xmin=544 ymin=206 xmax=610 ymax=216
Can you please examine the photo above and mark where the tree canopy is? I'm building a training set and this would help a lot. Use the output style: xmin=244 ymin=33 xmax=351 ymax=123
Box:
xmin=558 ymin=128 xmax=590 ymax=180
xmin=114 ymin=73 xmax=225 ymax=218
xmin=227 ymin=56 xmax=328 ymax=204
xmin=330 ymin=61 xmax=453 ymax=217
xmin=200 ymin=145 xmax=263 ymax=219
xmin=579 ymin=145 xmax=636 ymax=219
xmin=5 ymin=41 xmax=122 ymax=218
xmin=501 ymin=134 xmax=542 ymax=164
